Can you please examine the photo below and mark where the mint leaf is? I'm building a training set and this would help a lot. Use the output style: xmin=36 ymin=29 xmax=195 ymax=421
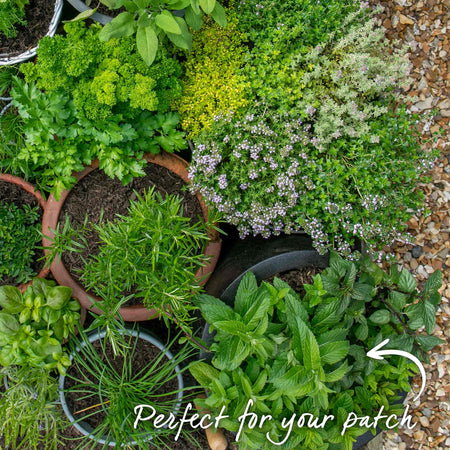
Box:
xmin=398 ymin=269 xmax=417 ymax=294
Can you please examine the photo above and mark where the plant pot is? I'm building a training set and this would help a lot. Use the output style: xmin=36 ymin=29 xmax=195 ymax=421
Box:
xmin=0 ymin=0 xmax=63 ymax=66
xmin=59 ymin=327 xmax=184 ymax=447
xmin=42 ymin=152 xmax=222 ymax=321
xmin=0 ymin=173 xmax=49 ymax=291
xmin=66 ymin=0 xmax=186 ymax=25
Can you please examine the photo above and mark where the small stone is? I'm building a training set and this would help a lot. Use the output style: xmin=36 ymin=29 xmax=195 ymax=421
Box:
xmin=399 ymin=14 xmax=414 ymax=25
xmin=422 ymin=408 xmax=433 ymax=418
xmin=412 ymin=245 xmax=423 ymax=258
xmin=414 ymin=97 xmax=434 ymax=110
xmin=419 ymin=416 xmax=430 ymax=427
xmin=414 ymin=430 xmax=426 ymax=441
xmin=410 ymin=258 xmax=419 ymax=270
xmin=436 ymin=388 xmax=445 ymax=396
xmin=392 ymin=15 xmax=400 ymax=28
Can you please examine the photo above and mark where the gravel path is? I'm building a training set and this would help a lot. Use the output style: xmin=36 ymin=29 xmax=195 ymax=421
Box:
xmin=366 ymin=1 xmax=449 ymax=449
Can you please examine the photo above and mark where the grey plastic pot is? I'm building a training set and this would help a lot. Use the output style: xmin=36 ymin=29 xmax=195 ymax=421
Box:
xmin=66 ymin=0 xmax=185 ymax=25
xmin=59 ymin=327 xmax=184 ymax=447
xmin=0 ymin=0 xmax=63 ymax=66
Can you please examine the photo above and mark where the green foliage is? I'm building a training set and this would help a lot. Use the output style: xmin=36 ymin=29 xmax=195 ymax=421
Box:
xmin=0 ymin=201 xmax=41 ymax=284
xmin=64 ymin=326 xmax=196 ymax=448
xmin=0 ymin=0 xmax=28 ymax=39
xmin=190 ymin=103 xmax=437 ymax=255
xmin=5 ymin=75 xmax=185 ymax=199
xmin=192 ymin=256 xmax=443 ymax=449
xmin=235 ymin=0 xmax=365 ymax=111
xmin=21 ymin=21 xmax=183 ymax=122
xmin=49 ymin=188 xmax=212 ymax=334
xmin=189 ymin=0 xmax=432 ymax=255
xmin=0 ymin=278 xmax=81 ymax=374
xmin=177 ymin=16 xmax=249 ymax=138
xmin=0 ymin=365 xmax=66 ymax=450
xmin=94 ymin=0 xmax=227 ymax=66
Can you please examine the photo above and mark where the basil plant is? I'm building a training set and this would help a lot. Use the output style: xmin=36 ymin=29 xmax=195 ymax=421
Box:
xmin=0 ymin=279 xmax=81 ymax=375
xmin=191 ymin=253 xmax=443 ymax=449
xmin=97 ymin=0 xmax=227 ymax=65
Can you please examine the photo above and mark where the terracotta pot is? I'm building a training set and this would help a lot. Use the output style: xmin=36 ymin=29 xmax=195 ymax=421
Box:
xmin=42 ymin=152 xmax=222 ymax=321
xmin=0 ymin=173 xmax=50 ymax=292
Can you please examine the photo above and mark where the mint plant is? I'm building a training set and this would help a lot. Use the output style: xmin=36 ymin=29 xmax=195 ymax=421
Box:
xmin=96 ymin=0 xmax=227 ymax=65
xmin=191 ymin=254 xmax=443 ymax=449
xmin=0 ymin=201 xmax=41 ymax=284
xmin=0 ymin=278 xmax=81 ymax=374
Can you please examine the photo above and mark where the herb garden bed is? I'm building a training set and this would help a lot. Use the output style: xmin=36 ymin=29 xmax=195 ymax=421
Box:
xmin=0 ymin=0 xmax=448 ymax=448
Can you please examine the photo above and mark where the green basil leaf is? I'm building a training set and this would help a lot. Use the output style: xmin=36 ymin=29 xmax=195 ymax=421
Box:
xmin=0 ymin=286 xmax=24 ymax=313
xmin=190 ymin=0 xmax=200 ymax=14
xmin=165 ymin=16 xmax=192 ymax=50
xmin=185 ymin=5 xmax=203 ymax=30
xmin=0 ymin=312 xmax=20 ymax=336
xmin=45 ymin=286 xmax=73 ymax=310
xmin=65 ymin=8 xmax=97 ymax=23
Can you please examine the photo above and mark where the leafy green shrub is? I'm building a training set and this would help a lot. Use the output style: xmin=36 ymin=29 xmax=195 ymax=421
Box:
xmin=6 ymin=75 xmax=185 ymax=199
xmin=189 ymin=105 xmax=436 ymax=254
xmin=96 ymin=0 xmax=227 ymax=66
xmin=0 ymin=201 xmax=41 ymax=284
xmin=188 ymin=3 xmax=435 ymax=255
xmin=49 ymin=188 xmax=213 ymax=334
xmin=0 ymin=278 xmax=81 ymax=374
xmin=0 ymin=365 xmax=66 ymax=450
xmin=21 ymin=21 xmax=183 ymax=122
xmin=191 ymin=254 xmax=443 ymax=449
xmin=176 ymin=17 xmax=249 ymax=138
xmin=0 ymin=0 xmax=28 ymax=39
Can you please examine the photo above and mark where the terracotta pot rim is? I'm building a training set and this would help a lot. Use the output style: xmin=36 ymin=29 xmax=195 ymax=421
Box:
xmin=42 ymin=152 xmax=222 ymax=321
xmin=0 ymin=173 xmax=50 ymax=292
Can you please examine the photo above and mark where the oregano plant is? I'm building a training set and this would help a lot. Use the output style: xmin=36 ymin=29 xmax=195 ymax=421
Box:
xmin=191 ymin=253 xmax=443 ymax=449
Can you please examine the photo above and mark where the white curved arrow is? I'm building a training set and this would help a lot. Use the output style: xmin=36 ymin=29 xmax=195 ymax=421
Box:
xmin=367 ymin=338 xmax=426 ymax=402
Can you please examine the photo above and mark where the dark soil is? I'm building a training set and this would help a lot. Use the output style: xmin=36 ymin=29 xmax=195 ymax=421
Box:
xmin=0 ymin=180 xmax=44 ymax=286
xmin=63 ymin=333 xmax=210 ymax=449
xmin=265 ymin=266 xmax=322 ymax=298
xmin=0 ymin=0 xmax=56 ymax=58
xmin=59 ymin=163 xmax=204 ymax=304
